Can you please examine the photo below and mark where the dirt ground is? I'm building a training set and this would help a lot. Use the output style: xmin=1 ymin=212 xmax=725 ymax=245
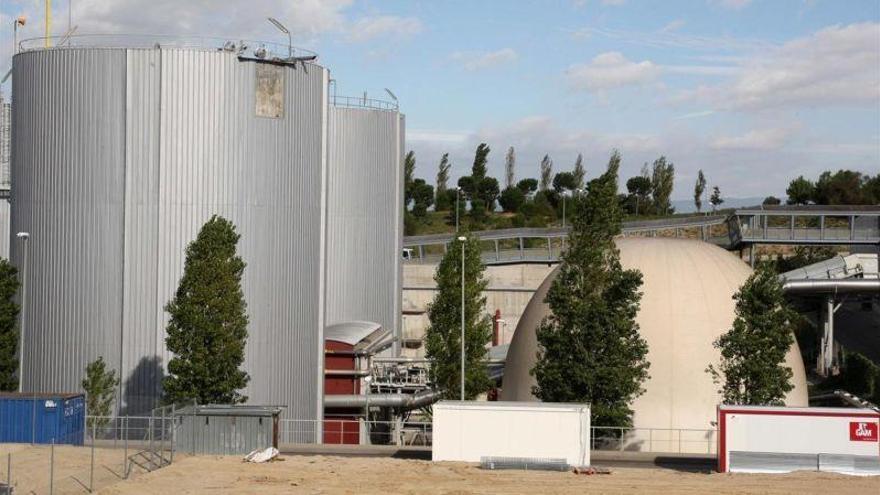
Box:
xmin=0 ymin=443 xmax=170 ymax=494
xmin=97 ymin=454 xmax=880 ymax=495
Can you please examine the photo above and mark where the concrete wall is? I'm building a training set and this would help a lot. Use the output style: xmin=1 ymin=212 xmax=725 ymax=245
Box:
xmin=401 ymin=262 xmax=554 ymax=356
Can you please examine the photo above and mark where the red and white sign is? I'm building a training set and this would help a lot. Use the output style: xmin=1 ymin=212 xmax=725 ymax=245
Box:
xmin=717 ymin=405 xmax=880 ymax=473
xmin=850 ymin=421 xmax=879 ymax=442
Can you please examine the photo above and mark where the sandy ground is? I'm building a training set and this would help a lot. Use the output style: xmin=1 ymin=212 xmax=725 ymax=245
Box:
xmin=0 ymin=443 xmax=170 ymax=494
xmin=98 ymin=454 xmax=880 ymax=495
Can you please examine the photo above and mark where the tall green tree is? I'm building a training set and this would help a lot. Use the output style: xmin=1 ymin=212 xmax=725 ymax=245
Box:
xmin=650 ymin=156 xmax=675 ymax=215
xmin=411 ymin=179 xmax=435 ymax=217
xmin=82 ymin=357 xmax=119 ymax=429
xmin=785 ymin=176 xmax=814 ymax=205
xmin=164 ymin=215 xmax=250 ymax=405
xmin=694 ymin=169 xmax=706 ymax=214
xmin=707 ymin=263 xmax=797 ymax=405
xmin=539 ymin=155 xmax=553 ymax=191
xmin=404 ymin=150 xmax=416 ymax=208
xmin=435 ymin=153 xmax=452 ymax=211
xmin=424 ymin=235 xmax=493 ymax=399
xmin=572 ymin=153 xmax=586 ymax=189
xmin=0 ymin=259 xmax=20 ymax=391
xmin=710 ymin=185 xmax=724 ymax=212
xmin=625 ymin=176 xmax=652 ymax=216
xmin=505 ymin=146 xmax=516 ymax=190
xmin=532 ymin=151 xmax=650 ymax=427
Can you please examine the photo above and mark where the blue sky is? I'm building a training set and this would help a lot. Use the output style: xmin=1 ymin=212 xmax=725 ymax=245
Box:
xmin=1 ymin=0 xmax=878 ymax=200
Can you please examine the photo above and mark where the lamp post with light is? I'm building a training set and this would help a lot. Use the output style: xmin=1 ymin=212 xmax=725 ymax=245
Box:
xmin=458 ymin=235 xmax=467 ymax=401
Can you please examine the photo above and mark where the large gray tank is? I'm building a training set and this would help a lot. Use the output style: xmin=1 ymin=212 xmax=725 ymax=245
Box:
xmin=11 ymin=42 xmax=329 ymax=427
xmin=326 ymin=103 xmax=404 ymax=348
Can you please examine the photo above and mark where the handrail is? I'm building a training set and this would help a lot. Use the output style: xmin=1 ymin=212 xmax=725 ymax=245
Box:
xmin=18 ymin=34 xmax=318 ymax=61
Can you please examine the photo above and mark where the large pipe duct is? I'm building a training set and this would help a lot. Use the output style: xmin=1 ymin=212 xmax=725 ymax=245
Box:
xmin=324 ymin=389 xmax=441 ymax=409
xmin=782 ymin=279 xmax=880 ymax=295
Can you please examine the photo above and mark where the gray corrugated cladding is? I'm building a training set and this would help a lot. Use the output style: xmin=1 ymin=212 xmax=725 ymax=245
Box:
xmin=11 ymin=48 xmax=328 ymax=430
xmin=326 ymin=107 xmax=404 ymax=348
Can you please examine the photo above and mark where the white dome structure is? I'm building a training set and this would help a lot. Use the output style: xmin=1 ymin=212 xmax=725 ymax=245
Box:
xmin=501 ymin=238 xmax=808 ymax=448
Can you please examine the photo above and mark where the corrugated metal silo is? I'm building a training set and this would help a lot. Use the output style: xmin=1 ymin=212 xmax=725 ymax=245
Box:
xmin=326 ymin=102 xmax=404 ymax=348
xmin=11 ymin=43 xmax=329 ymax=434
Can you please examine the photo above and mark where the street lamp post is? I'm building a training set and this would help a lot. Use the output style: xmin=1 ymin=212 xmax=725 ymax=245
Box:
xmin=455 ymin=187 xmax=461 ymax=233
xmin=16 ymin=232 xmax=29 ymax=393
xmin=13 ymin=16 xmax=26 ymax=55
xmin=458 ymin=235 xmax=466 ymax=401
xmin=267 ymin=17 xmax=292 ymax=59
xmin=562 ymin=192 xmax=567 ymax=229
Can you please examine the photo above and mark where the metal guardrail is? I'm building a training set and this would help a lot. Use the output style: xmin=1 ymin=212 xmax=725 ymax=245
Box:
xmin=18 ymin=34 xmax=318 ymax=61
xmin=732 ymin=206 xmax=880 ymax=246
xmin=403 ymin=215 xmax=729 ymax=265
xmin=277 ymin=418 xmax=715 ymax=454
xmin=332 ymin=95 xmax=398 ymax=111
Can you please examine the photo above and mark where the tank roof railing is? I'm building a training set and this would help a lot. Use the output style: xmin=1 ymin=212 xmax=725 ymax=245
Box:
xmin=17 ymin=34 xmax=318 ymax=62
xmin=331 ymin=94 xmax=399 ymax=111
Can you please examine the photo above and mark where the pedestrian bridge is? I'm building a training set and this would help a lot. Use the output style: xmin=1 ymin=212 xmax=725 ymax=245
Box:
xmin=402 ymin=206 xmax=880 ymax=266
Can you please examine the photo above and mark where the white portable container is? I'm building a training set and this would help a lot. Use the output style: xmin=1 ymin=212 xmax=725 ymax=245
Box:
xmin=432 ymin=401 xmax=590 ymax=467
xmin=718 ymin=405 xmax=880 ymax=475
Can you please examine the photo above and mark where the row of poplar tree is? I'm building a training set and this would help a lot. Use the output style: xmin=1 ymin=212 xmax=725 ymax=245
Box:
xmin=424 ymin=150 xmax=801 ymax=427
xmin=405 ymin=144 xmax=730 ymax=236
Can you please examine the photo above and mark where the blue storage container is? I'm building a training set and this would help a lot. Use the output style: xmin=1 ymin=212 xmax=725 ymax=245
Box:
xmin=0 ymin=393 xmax=85 ymax=445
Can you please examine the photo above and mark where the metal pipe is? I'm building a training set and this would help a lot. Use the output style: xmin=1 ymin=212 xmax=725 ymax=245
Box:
xmin=782 ymin=279 xmax=880 ymax=294
xmin=324 ymin=389 xmax=441 ymax=409
xmin=324 ymin=369 xmax=370 ymax=376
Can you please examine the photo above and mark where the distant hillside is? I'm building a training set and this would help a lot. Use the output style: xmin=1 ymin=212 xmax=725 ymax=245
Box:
xmin=672 ymin=197 xmax=765 ymax=214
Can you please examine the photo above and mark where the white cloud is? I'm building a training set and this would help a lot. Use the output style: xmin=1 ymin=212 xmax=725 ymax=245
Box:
xmin=681 ymin=22 xmax=880 ymax=109
xmin=569 ymin=26 xmax=772 ymax=52
xmin=713 ymin=0 xmax=753 ymax=10
xmin=660 ymin=19 xmax=686 ymax=33
xmin=567 ymin=52 xmax=661 ymax=91
xmin=347 ymin=15 xmax=423 ymax=42
xmin=711 ymin=128 xmax=792 ymax=150
xmin=450 ymin=48 xmax=518 ymax=71
xmin=68 ymin=0 xmax=354 ymax=40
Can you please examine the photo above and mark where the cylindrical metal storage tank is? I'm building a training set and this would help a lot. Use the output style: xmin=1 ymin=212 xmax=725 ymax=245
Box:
xmin=501 ymin=238 xmax=809 ymax=449
xmin=326 ymin=102 xmax=404 ymax=348
xmin=11 ymin=42 xmax=329 ymax=431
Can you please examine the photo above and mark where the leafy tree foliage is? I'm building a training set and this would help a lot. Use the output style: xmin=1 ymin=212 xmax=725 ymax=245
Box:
xmin=505 ymin=146 xmax=516 ymax=189
xmin=763 ymin=196 xmax=781 ymax=206
xmin=403 ymin=151 xmax=416 ymax=208
xmin=552 ymin=172 xmax=577 ymax=193
xmin=425 ymin=235 xmax=493 ymax=400
xmin=650 ymin=156 xmax=675 ymax=215
xmin=458 ymin=144 xmax=499 ymax=217
xmin=0 ymin=259 xmax=20 ymax=391
xmin=710 ymin=185 xmax=724 ymax=211
xmin=825 ymin=351 xmax=880 ymax=405
xmin=532 ymin=151 xmax=650 ymax=427
xmin=772 ymin=245 xmax=837 ymax=274
xmin=516 ymin=178 xmax=538 ymax=196
xmin=814 ymin=170 xmax=869 ymax=205
xmin=785 ymin=176 xmax=814 ymax=205
xmin=82 ymin=356 xmax=120 ymax=429
xmin=435 ymin=153 xmax=452 ymax=211
xmin=694 ymin=169 xmax=706 ymax=213
xmin=707 ymin=263 xmax=797 ymax=405
xmin=164 ymin=215 xmax=250 ymax=405
xmin=539 ymin=155 xmax=553 ymax=191
xmin=499 ymin=186 xmax=526 ymax=213
xmin=625 ymin=175 xmax=652 ymax=216
xmin=572 ymin=153 xmax=586 ymax=189
xmin=411 ymin=178 xmax=435 ymax=217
